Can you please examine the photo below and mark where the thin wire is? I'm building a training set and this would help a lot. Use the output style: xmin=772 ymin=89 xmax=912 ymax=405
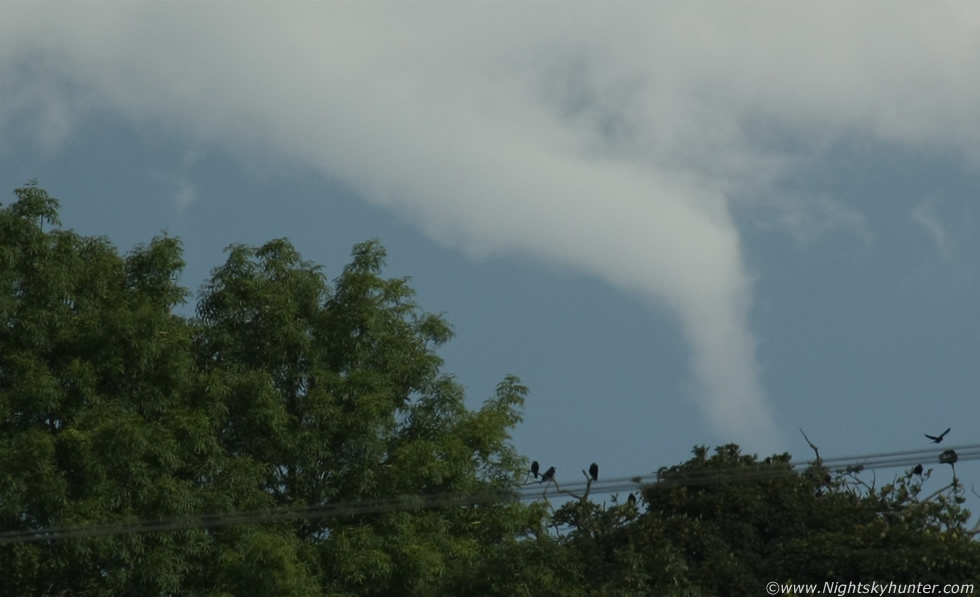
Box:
xmin=1 ymin=443 xmax=976 ymax=545
xmin=3 ymin=444 xmax=975 ymax=544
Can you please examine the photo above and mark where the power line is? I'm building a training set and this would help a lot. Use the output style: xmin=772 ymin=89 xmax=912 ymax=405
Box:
xmin=1 ymin=443 xmax=976 ymax=545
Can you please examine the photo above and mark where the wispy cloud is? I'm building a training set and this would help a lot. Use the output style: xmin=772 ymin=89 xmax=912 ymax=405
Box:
xmin=2 ymin=3 xmax=978 ymax=448
xmin=745 ymin=192 xmax=872 ymax=249
xmin=911 ymin=202 xmax=951 ymax=261
xmin=149 ymin=149 xmax=202 ymax=216
xmin=0 ymin=60 xmax=93 ymax=155
xmin=171 ymin=181 xmax=197 ymax=215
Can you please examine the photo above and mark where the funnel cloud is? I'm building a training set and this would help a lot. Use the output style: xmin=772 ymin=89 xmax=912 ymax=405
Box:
xmin=3 ymin=3 xmax=978 ymax=447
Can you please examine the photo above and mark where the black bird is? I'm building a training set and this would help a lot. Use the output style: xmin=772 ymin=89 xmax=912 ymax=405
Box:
xmin=589 ymin=462 xmax=598 ymax=482
xmin=925 ymin=428 xmax=951 ymax=444
xmin=540 ymin=466 xmax=556 ymax=483
xmin=939 ymin=449 xmax=958 ymax=465
xmin=627 ymin=492 xmax=636 ymax=506
xmin=530 ymin=461 xmax=540 ymax=479
xmin=913 ymin=464 xmax=923 ymax=475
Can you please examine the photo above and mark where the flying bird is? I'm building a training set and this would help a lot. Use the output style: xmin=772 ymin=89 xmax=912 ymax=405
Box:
xmin=589 ymin=462 xmax=598 ymax=482
xmin=913 ymin=464 xmax=923 ymax=476
xmin=925 ymin=428 xmax=950 ymax=444
xmin=540 ymin=466 xmax=556 ymax=483
xmin=530 ymin=461 xmax=539 ymax=479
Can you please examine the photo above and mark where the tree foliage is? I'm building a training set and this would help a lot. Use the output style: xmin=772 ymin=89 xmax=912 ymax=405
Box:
xmin=554 ymin=444 xmax=980 ymax=596
xmin=1 ymin=183 xmax=539 ymax=596
xmin=2 ymin=184 xmax=978 ymax=596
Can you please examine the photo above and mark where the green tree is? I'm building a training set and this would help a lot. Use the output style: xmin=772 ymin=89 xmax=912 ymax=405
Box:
xmin=555 ymin=444 xmax=980 ymax=596
xmin=1 ymin=183 xmax=222 ymax=594
xmin=3 ymin=184 xmax=977 ymax=596
xmin=192 ymin=235 xmax=550 ymax=595
xmin=1 ymin=183 xmax=552 ymax=596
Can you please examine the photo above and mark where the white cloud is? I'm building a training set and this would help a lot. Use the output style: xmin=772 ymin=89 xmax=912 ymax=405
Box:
xmin=746 ymin=192 xmax=873 ymax=249
xmin=0 ymin=58 xmax=94 ymax=154
xmin=911 ymin=202 xmax=951 ymax=261
xmin=149 ymin=148 xmax=202 ymax=216
xmin=3 ymin=2 xmax=979 ymax=448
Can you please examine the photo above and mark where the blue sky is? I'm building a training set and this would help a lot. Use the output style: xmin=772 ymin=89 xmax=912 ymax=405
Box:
xmin=2 ymin=3 xmax=978 ymax=502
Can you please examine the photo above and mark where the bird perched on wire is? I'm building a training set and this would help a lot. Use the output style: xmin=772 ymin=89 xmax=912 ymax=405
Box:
xmin=589 ymin=462 xmax=598 ymax=482
xmin=530 ymin=461 xmax=539 ymax=479
xmin=925 ymin=428 xmax=950 ymax=444
xmin=540 ymin=466 xmax=556 ymax=484
xmin=939 ymin=449 xmax=958 ymax=465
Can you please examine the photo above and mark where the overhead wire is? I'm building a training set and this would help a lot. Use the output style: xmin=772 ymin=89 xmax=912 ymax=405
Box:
xmin=1 ymin=442 xmax=977 ymax=545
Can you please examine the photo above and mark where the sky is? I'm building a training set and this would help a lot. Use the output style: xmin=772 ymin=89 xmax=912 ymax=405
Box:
xmin=1 ymin=2 xmax=978 ymax=503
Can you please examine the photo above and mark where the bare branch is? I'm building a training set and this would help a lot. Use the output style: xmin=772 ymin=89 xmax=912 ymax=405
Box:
xmin=970 ymin=492 xmax=980 ymax=536
xmin=799 ymin=428 xmax=821 ymax=462
xmin=923 ymin=482 xmax=957 ymax=502
xmin=578 ymin=469 xmax=593 ymax=501
xmin=847 ymin=472 xmax=874 ymax=493
xmin=546 ymin=468 xmax=597 ymax=504
xmin=541 ymin=478 xmax=560 ymax=500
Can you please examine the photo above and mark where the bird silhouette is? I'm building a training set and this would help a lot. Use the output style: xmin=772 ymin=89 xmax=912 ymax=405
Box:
xmin=925 ymin=428 xmax=950 ymax=443
xmin=913 ymin=464 xmax=923 ymax=476
xmin=939 ymin=449 xmax=958 ymax=465
xmin=530 ymin=461 xmax=539 ymax=479
xmin=627 ymin=493 xmax=636 ymax=506
xmin=589 ymin=462 xmax=598 ymax=482
xmin=540 ymin=466 xmax=556 ymax=483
